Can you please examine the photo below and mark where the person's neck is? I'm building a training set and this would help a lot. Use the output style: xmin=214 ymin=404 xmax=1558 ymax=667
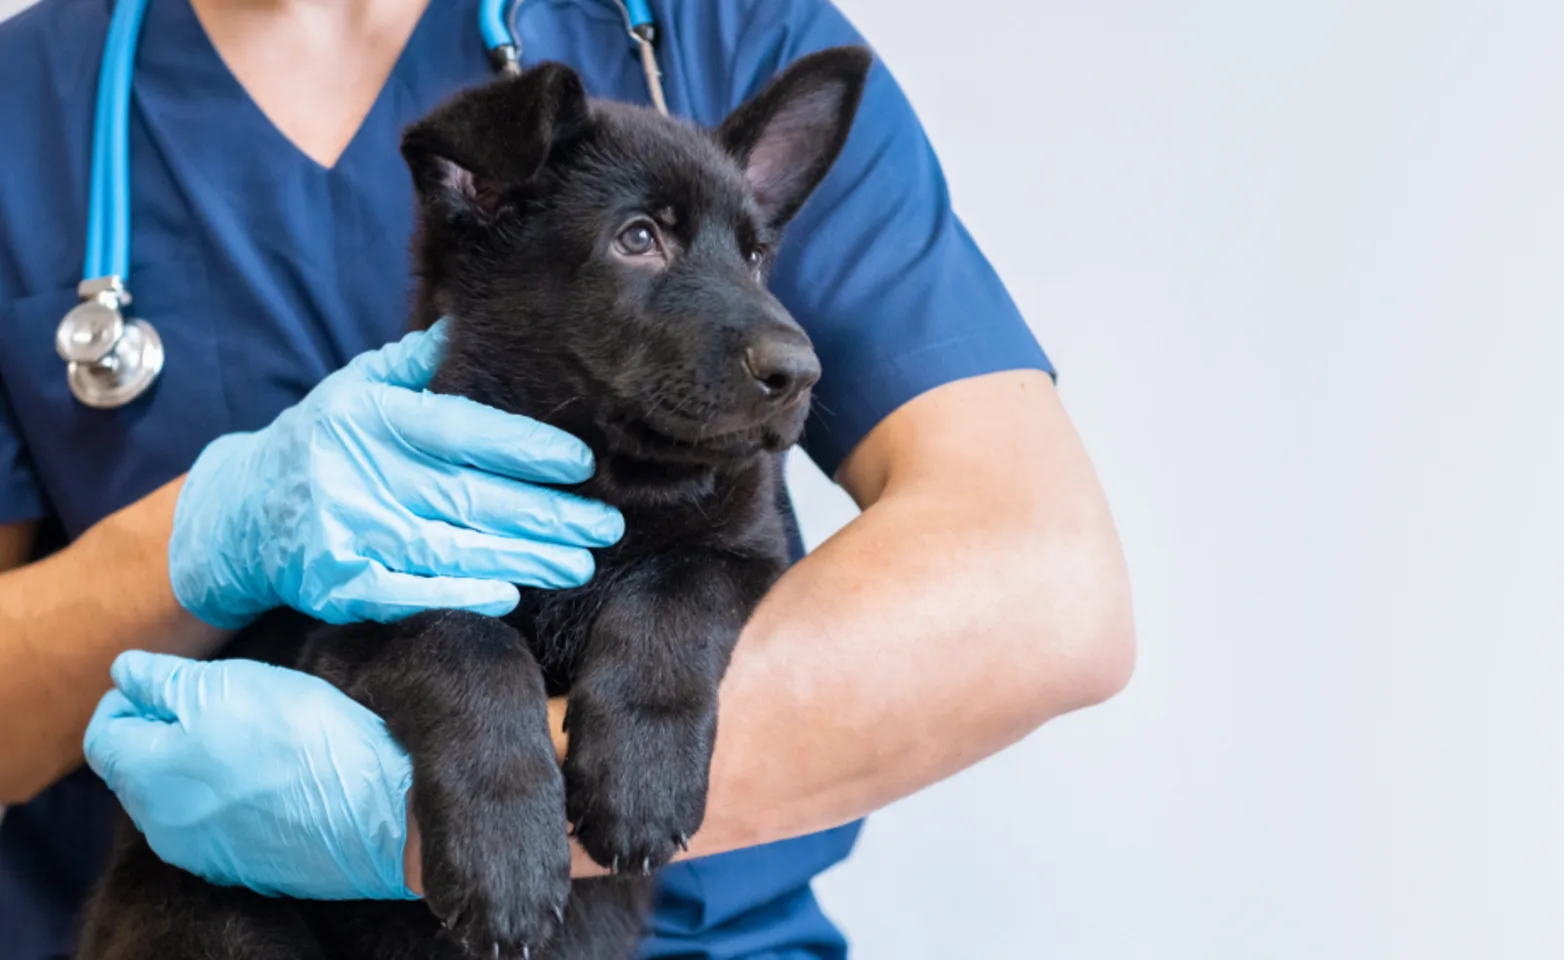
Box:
xmin=191 ymin=0 xmax=429 ymax=35
xmin=188 ymin=0 xmax=434 ymax=168
xmin=195 ymin=0 xmax=400 ymax=16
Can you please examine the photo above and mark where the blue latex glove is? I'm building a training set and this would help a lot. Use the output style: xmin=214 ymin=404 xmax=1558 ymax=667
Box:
xmin=84 ymin=650 xmax=417 ymax=900
xmin=170 ymin=320 xmax=622 ymax=628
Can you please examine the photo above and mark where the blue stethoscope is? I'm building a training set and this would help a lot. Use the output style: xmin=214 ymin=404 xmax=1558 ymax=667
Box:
xmin=58 ymin=0 xmax=666 ymax=409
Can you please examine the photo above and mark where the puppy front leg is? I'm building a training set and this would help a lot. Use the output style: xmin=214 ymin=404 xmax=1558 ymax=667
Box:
xmin=563 ymin=552 xmax=777 ymax=874
xmin=300 ymin=611 xmax=570 ymax=959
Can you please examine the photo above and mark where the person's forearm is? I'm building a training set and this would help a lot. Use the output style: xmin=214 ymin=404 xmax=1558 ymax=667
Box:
xmin=539 ymin=477 xmax=1125 ymax=878
xmin=690 ymin=478 xmax=1133 ymax=856
xmin=0 ymin=478 xmax=226 ymax=802
xmin=687 ymin=373 xmax=1134 ymax=859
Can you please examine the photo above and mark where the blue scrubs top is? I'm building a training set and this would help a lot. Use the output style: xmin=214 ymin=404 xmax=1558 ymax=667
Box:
xmin=0 ymin=0 xmax=1054 ymax=957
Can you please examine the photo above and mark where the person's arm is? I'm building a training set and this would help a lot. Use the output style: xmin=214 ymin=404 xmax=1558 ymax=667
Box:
xmin=0 ymin=482 xmax=227 ymax=803
xmin=620 ymin=0 xmax=1136 ymax=865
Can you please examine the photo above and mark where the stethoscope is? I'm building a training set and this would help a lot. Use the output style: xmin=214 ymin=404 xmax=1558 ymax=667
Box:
xmin=58 ymin=0 xmax=667 ymax=409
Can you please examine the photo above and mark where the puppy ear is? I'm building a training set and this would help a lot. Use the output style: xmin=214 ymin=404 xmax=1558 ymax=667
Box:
xmin=716 ymin=46 xmax=873 ymax=228
xmin=402 ymin=62 xmax=590 ymax=222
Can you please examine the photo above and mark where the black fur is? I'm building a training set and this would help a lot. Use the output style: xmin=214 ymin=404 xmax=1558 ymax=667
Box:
xmin=77 ymin=46 xmax=871 ymax=960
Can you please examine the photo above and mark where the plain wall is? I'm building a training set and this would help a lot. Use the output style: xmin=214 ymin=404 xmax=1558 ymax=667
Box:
xmin=2 ymin=1 xmax=1557 ymax=958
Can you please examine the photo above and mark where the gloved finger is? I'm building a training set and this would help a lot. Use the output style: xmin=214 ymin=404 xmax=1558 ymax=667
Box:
xmin=83 ymin=689 xmax=177 ymax=788
xmin=378 ymin=388 xmax=596 ymax=485
xmin=83 ymin=687 xmax=147 ymax=770
xmin=316 ymin=561 xmax=523 ymax=625
xmin=400 ymin=469 xmax=623 ymax=547
xmin=351 ymin=320 xmax=449 ymax=389
xmin=365 ymin=522 xmax=597 ymax=589
xmin=110 ymin=650 xmax=205 ymax=722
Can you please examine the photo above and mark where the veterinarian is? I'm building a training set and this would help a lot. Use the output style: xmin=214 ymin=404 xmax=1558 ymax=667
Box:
xmin=0 ymin=0 xmax=1134 ymax=957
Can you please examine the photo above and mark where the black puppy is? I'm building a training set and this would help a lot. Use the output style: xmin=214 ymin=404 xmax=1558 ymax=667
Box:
xmin=76 ymin=46 xmax=871 ymax=960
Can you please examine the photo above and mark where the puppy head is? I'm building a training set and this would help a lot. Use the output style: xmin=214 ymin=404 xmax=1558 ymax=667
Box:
xmin=401 ymin=47 xmax=872 ymax=465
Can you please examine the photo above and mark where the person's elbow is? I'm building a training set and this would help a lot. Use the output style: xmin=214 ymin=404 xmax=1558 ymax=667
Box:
xmin=1062 ymin=549 xmax=1137 ymax=711
xmin=1016 ymin=519 xmax=1137 ymax=720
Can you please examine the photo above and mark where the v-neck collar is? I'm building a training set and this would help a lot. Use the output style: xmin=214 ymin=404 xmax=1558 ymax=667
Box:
xmin=139 ymin=0 xmax=467 ymax=176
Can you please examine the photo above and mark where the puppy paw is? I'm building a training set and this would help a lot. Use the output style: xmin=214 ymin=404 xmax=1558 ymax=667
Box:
xmin=416 ymin=740 xmax=572 ymax=958
xmin=562 ymin=699 xmax=713 ymax=875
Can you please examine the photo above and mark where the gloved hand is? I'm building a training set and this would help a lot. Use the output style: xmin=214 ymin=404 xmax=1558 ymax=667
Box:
xmin=84 ymin=650 xmax=418 ymax=901
xmin=170 ymin=319 xmax=622 ymax=628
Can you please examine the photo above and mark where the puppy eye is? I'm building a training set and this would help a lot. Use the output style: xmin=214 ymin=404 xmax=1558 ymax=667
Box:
xmin=615 ymin=220 xmax=661 ymax=257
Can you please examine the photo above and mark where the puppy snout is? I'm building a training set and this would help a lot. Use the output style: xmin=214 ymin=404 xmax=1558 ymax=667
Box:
xmin=742 ymin=335 xmax=820 ymax=404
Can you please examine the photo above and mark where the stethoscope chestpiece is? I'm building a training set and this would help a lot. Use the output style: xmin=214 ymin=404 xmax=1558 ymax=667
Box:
xmin=56 ymin=276 xmax=164 ymax=409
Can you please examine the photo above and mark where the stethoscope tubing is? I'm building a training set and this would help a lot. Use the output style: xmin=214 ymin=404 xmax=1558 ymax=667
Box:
xmin=85 ymin=0 xmax=149 ymax=284
xmin=479 ymin=0 xmax=657 ymax=52
xmin=477 ymin=0 xmax=513 ymax=53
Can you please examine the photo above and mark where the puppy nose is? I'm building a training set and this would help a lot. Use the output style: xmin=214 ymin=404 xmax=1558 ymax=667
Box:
xmin=742 ymin=338 xmax=821 ymax=403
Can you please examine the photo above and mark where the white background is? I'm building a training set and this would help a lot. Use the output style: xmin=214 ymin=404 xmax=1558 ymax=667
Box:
xmin=3 ymin=1 xmax=1559 ymax=958
xmin=806 ymin=2 xmax=1563 ymax=958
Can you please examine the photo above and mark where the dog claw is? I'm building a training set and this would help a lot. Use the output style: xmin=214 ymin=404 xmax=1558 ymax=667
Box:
xmin=676 ymin=833 xmax=690 ymax=852
xmin=610 ymin=856 xmax=619 ymax=874
xmin=491 ymin=943 xmax=500 ymax=960
xmin=523 ymin=947 xmax=531 ymax=960
xmin=640 ymin=857 xmax=652 ymax=876
xmin=553 ymin=904 xmax=565 ymax=924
